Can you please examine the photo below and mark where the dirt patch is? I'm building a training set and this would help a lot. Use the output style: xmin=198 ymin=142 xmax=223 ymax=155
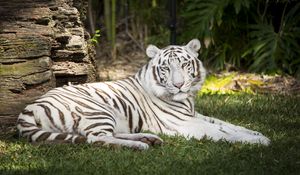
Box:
xmin=95 ymin=34 xmax=149 ymax=81
xmin=97 ymin=50 xmax=148 ymax=81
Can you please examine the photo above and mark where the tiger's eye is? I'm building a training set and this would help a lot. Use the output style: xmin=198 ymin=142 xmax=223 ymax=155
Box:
xmin=160 ymin=66 xmax=169 ymax=71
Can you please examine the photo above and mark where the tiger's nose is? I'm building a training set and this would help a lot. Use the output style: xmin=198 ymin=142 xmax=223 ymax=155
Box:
xmin=173 ymin=82 xmax=184 ymax=89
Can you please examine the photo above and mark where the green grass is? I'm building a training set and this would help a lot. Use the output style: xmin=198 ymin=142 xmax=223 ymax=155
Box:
xmin=1 ymin=94 xmax=300 ymax=175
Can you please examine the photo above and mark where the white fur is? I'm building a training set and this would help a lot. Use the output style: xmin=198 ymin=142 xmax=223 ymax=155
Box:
xmin=146 ymin=45 xmax=160 ymax=58
xmin=186 ymin=39 xmax=201 ymax=55
xmin=17 ymin=39 xmax=270 ymax=150
xmin=176 ymin=112 xmax=270 ymax=145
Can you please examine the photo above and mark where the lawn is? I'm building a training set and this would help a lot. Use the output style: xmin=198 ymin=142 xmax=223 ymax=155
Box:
xmin=0 ymin=94 xmax=299 ymax=175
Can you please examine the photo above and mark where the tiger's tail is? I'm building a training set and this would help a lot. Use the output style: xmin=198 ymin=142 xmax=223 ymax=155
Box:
xmin=17 ymin=109 xmax=87 ymax=144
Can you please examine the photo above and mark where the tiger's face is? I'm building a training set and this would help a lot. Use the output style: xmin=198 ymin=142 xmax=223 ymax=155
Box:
xmin=145 ymin=39 xmax=206 ymax=101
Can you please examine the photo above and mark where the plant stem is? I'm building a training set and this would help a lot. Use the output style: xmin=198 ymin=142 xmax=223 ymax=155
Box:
xmin=104 ymin=0 xmax=111 ymax=42
xmin=278 ymin=2 xmax=288 ymax=36
xmin=111 ymin=0 xmax=116 ymax=60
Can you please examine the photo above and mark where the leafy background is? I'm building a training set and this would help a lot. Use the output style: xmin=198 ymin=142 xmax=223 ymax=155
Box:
xmin=179 ymin=0 xmax=300 ymax=76
xmin=90 ymin=0 xmax=300 ymax=77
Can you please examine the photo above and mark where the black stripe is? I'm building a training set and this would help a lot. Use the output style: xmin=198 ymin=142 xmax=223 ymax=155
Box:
xmin=152 ymin=66 xmax=158 ymax=82
xmin=161 ymin=99 xmax=191 ymax=113
xmin=75 ymin=106 xmax=110 ymax=116
xmin=71 ymin=86 xmax=92 ymax=96
xmin=135 ymin=110 xmax=143 ymax=133
xmin=112 ymin=99 xmax=120 ymax=111
xmin=71 ymin=112 xmax=81 ymax=130
xmin=55 ymin=133 xmax=69 ymax=140
xmin=75 ymin=106 xmax=116 ymax=124
xmin=128 ymin=106 xmax=133 ymax=133
xmin=18 ymin=119 xmax=36 ymax=127
xmin=138 ymin=67 xmax=143 ymax=79
xmin=21 ymin=109 xmax=34 ymax=116
xmin=115 ymin=95 xmax=127 ymax=115
xmin=119 ymin=90 xmax=136 ymax=110
xmin=127 ymin=78 xmax=160 ymax=129
xmin=142 ymin=98 xmax=164 ymax=132
xmin=37 ymin=104 xmax=60 ymax=130
xmin=145 ymin=63 xmax=149 ymax=72
xmin=164 ymin=52 xmax=169 ymax=57
xmin=92 ymin=131 xmax=106 ymax=136
xmin=106 ymin=84 xmax=120 ymax=96
xmin=158 ymin=100 xmax=193 ymax=118
xmin=94 ymin=90 xmax=109 ymax=103
xmin=187 ymin=99 xmax=194 ymax=114
xmin=59 ymin=93 xmax=97 ymax=110
xmin=124 ymin=78 xmax=150 ymax=124
xmin=55 ymin=89 xmax=104 ymax=110
xmin=74 ymin=136 xmax=87 ymax=143
xmin=28 ymin=129 xmax=41 ymax=142
xmin=84 ymin=122 xmax=115 ymax=131
xmin=181 ymin=56 xmax=188 ymax=62
xmin=86 ymin=116 xmax=113 ymax=120
xmin=152 ymin=102 xmax=187 ymax=121
xmin=119 ymin=81 xmax=140 ymax=111
xmin=103 ymin=128 xmax=114 ymax=133
xmin=35 ymin=132 xmax=51 ymax=142
xmin=114 ymin=81 xmax=128 ymax=91
xmin=44 ymin=95 xmax=71 ymax=110
xmin=85 ymin=131 xmax=93 ymax=136
xmin=37 ymin=101 xmax=66 ymax=130
xmin=21 ymin=129 xmax=39 ymax=136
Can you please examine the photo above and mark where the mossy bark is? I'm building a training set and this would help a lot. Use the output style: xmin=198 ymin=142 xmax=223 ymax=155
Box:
xmin=0 ymin=0 xmax=97 ymax=126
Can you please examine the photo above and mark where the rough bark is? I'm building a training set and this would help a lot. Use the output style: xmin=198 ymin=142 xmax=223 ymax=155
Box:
xmin=0 ymin=0 xmax=97 ymax=126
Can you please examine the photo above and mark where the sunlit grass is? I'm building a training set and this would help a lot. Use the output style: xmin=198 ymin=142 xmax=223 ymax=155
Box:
xmin=199 ymin=72 xmax=294 ymax=95
xmin=0 ymin=93 xmax=299 ymax=175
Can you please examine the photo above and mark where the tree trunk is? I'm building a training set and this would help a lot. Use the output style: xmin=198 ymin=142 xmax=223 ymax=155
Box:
xmin=0 ymin=0 xmax=97 ymax=126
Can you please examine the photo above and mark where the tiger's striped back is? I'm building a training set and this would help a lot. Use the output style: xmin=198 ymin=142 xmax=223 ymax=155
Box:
xmin=18 ymin=39 xmax=271 ymax=148
xmin=17 ymin=39 xmax=206 ymax=149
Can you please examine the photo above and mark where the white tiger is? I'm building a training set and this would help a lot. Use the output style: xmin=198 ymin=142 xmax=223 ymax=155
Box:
xmin=17 ymin=39 xmax=270 ymax=150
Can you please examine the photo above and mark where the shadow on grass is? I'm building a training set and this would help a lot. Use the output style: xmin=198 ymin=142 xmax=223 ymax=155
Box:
xmin=1 ymin=135 xmax=299 ymax=175
xmin=1 ymin=94 xmax=299 ymax=175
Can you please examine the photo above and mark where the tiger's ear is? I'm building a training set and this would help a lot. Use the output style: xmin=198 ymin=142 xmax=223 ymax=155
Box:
xmin=186 ymin=39 xmax=201 ymax=53
xmin=146 ymin=45 xmax=160 ymax=58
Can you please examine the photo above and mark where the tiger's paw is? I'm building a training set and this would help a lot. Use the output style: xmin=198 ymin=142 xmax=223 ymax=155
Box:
xmin=230 ymin=131 xmax=271 ymax=146
xmin=139 ymin=135 xmax=164 ymax=146
xmin=246 ymin=134 xmax=270 ymax=145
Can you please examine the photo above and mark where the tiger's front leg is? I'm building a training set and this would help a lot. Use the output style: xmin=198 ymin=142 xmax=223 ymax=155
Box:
xmin=176 ymin=112 xmax=270 ymax=145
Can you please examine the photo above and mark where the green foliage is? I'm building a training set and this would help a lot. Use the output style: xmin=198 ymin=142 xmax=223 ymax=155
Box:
xmin=180 ymin=0 xmax=300 ymax=76
xmin=1 ymin=94 xmax=300 ymax=174
xmin=180 ymin=0 xmax=251 ymax=70
xmin=90 ymin=29 xmax=101 ymax=45
xmin=104 ymin=0 xmax=117 ymax=59
xmin=96 ymin=0 xmax=300 ymax=76
xmin=244 ymin=3 xmax=300 ymax=74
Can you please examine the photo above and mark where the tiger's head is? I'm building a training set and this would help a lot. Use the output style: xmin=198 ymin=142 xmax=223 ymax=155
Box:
xmin=142 ymin=39 xmax=206 ymax=101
